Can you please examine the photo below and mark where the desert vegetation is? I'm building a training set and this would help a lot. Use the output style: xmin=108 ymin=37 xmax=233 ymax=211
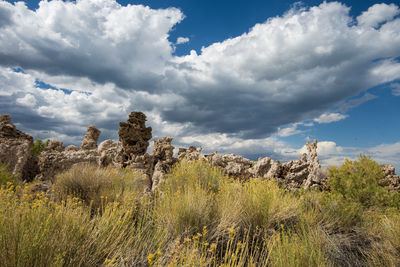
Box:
xmin=0 ymin=155 xmax=399 ymax=266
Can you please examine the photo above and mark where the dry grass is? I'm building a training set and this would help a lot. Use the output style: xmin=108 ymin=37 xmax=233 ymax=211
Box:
xmin=0 ymin=158 xmax=399 ymax=266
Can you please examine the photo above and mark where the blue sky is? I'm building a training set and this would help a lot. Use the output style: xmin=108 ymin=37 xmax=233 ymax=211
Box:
xmin=0 ymin=0 xmax=399 ymax=169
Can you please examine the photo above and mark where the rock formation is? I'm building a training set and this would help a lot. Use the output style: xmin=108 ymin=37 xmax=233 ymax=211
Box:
xmin=97 ymin=139 xmax=123 ymax=168
xmin=379 ymin=164 xmax=400 ymax=192
xmin=177 ymin=146 xmax=205 ymax=161
xmin=36 ymin=126 xmax=101 ymax=181
xmin=118 ymin=112 xmax=152 ymax=158
xmin=2 ymin=112 xmax=398 ymax=194
xmin=303 ymin=139 xmax=324 ymax=188
xmin=151 ymin=137 xmax=178 ymax=191
xmin=0 ymin=115 xmax=38 ymax=181
xmin=37 ymin=141 xmax=99 ymax=182
xmin=81 ymin=125 xmax=101 ymax=150
xmin=207 ymin=152 xmax=253 ymax=180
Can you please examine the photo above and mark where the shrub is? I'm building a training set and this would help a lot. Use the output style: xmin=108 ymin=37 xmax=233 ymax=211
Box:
xmin=53 ymin=163 xmax=145 ymax=211
xmin=217 ymin=179 xmax=300 ymax=232
xmin=30 ymin=139 xmax=50 ymax=156
xmin=155 ymin=179 xmax=216 ymax=237
xmin=0 ymin=160 xmax=19 ymax=186
xmin=328 ymin=154 xmax=400 ymax=208
xmin=0 ymin=187 xmax=92 ymax=266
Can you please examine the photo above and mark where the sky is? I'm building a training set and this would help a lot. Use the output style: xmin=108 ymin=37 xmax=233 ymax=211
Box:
xmin=0 ymin=0 xmax=399 ymax=169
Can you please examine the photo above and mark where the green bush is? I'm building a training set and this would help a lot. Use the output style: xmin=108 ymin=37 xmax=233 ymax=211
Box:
xmin=328 ymin=154 xmax=400 ymax=208
xmin=30 ymin=139 xmax=50 ymax=156
xmin=0 ymin=160 xmax=19 ymax=186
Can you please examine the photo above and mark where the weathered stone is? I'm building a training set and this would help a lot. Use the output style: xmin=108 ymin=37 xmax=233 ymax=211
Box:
xmin=118 ymin=112 xmax=152 ymax=157
xmin=249 ymin=157 xmax=274 ymax=178
xmin=0 ymin=115 xmax=38 ymax=181
xmin=81 ymin=125 xmax=101 ymax=150
xmin=65 ymin=145 xmax=79 ymax=152
xmin=379 ymin=164 xmax=400 ymax=192
xmin=303 ymin=139 xmax=324 ymax=189
xmin=44 ymin=140 xmax=65 ymax=152
xmin=178 ymin=146 xmax=204 ymax=161
xmin=207 ymin=152 xmax=253 ymax=180
xmin=381 ymin=164 xmax=396 ymax=176
xmin=151 ymin=137 xmax=178 ymax=191
xmin=37 ymin=149 xmax=99 ymax=182
xmin=97 ymin=139 xmax=123 ymax=168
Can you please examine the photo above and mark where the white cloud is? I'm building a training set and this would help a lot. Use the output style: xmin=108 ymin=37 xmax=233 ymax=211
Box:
xmin=16 ymin=93 xmax=37 ymax=108
xmin=314 ymin=113 xmax=348 ymax=124
xmin=391 ymin=83 xmax=400 ymax=96
xmin=357 ymin=3 xmax=400 ymax=28
xmin=176 ymin=37 xmax=189 ymax=44
xmin=0 ymin=0 xmax=183 ymax=90
xmin=277 ymin=123 xmax=302 ymax=137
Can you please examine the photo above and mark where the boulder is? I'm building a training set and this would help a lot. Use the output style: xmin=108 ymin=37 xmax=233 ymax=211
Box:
xmin=303 ymin=139 xmax=325 ymax=189
xmin=151 ymin=137 xmax=178 ymax=191
xmin=81 ymin=125 xmax=101 ymax=150
xmin=37 ymin=148 xmax=99 ymax=182
xmin=97 ymin=139 xmax=123 ymax=168
xmin=0 ymin=115 xmax=38 ymax=181
xmin=118 ymin=112 xmax=152 ymax=157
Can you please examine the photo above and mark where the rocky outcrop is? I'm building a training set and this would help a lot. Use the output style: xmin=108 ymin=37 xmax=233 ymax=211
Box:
xmin=97 ymin=139 xmax=123 ymax=168
xmin=6 ymin=111 xmax=398 ymax=194
xmin=81 ymin=125 xmax=101 ymax=150
xmin=151 ymin=137 xmax=178 ymax=191
xmin=118 ymin=112 xmax=152 ymax=158
xmin=0 ymin=115 xmax=38 ymax=181
xmin=37 ymin=147 xmax=99 ymax=182
xmin=207 ymin=152 xmax=253 ymax=180
xmin=177 ymin=146 xmax=205 ymax=161
xmin=303 ymin=139 xmax=324 ymax=188
xmin=379 ymin=164 xmax=400 ymax=192
xmin=37 ymin=129 xmax=100 ymax=181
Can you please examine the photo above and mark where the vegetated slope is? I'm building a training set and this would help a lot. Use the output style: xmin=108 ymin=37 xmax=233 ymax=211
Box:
xmin=0 ymin=155 xmax=399 ymax=267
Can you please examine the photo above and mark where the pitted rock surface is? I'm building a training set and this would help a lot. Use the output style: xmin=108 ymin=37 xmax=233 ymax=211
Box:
xmin=303 ymin=139 xmax=324 ymax=189
xmin=97 ymin=140 xmax=124 ymax=168
xmin=81 ymin=125 xmax=101 ymax=150
xmin=151 ymin=137 xmax=178 ymax=191
xmin=0 ymin=115 xmax=38 ymax=181
xmin=207 ymin=152 xmax=253 ymax=180
xmin=118 ymin=112 xmax=152 ymax=157
xmin=177 ymin=146 xmax=205 ymax=161
xmin=37 ymin=148 xmax=99 ymax=182
xmin=379 ymin=164 xmax=400 ymax=192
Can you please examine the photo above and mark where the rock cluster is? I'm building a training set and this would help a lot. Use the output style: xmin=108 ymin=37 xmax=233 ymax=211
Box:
xmin=379 ymin=164 xmax=400 ymax=192
xmin=36 ymin=126 xmax=101 ymax=181
xmin=0 ymin=115 xmax=38 ymax=181
xmin=0 ymin=112 xmax=398 ymax=193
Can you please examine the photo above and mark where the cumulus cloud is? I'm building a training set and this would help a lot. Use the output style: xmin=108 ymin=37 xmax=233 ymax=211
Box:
xmin=0 ymin=0 xmax=183 ymax=91
xmin=16 ymin=93 xmax=37 ymax=108
xmin=165 ymin=1 xmax=400 ymax=137
xmin=314 ymin=113 xmax=348 ymax=124
xmin=176 ymin=37 xmax=189 ymax=44
xmin=357 ymin=3 xmax=400 ymax=28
